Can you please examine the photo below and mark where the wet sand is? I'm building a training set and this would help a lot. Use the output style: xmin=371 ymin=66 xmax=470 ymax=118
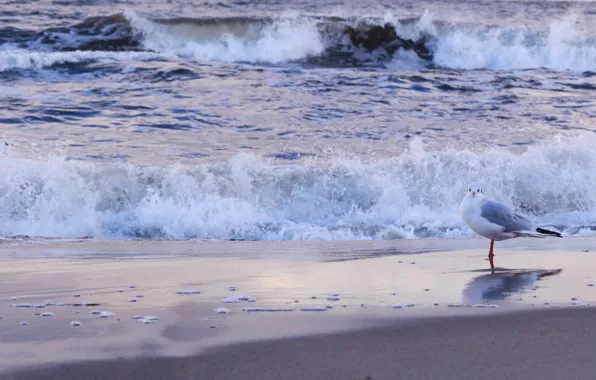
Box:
xmin=2 ymin=237 xmax=596 ymax=378
xmin=8 ymin=307 xmax=596 ymax=380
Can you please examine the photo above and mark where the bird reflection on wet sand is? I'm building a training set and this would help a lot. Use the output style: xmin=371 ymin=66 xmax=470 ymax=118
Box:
xmin=463 ymin=268 xmax=563 ymax=304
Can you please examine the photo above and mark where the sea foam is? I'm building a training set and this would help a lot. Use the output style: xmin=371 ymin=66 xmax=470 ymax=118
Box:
xmin=0 ymin=135 xmax=594 ymax=241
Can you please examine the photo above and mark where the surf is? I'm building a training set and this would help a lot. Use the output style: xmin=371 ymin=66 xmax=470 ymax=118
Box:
xmin=0 ymin=134 xmax=595 ymax=241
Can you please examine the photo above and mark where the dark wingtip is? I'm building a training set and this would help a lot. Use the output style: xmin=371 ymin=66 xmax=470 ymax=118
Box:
xmin=536 ymin=227 xmax=563 ymax=238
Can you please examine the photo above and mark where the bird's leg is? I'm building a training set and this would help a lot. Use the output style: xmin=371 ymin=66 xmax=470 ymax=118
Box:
xmin=488 ymin=239 xmax=495 ymax=274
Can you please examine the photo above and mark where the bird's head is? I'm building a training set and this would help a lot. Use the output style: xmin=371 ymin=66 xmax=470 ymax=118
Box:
xmin=467 ymin=183 xmax=483 ymax=198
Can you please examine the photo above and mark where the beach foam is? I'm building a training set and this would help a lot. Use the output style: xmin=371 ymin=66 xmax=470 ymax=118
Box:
xmin=1 ymin=135 xmax=595 ymax=241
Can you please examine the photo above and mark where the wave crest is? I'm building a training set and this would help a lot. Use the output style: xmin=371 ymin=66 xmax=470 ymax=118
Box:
xmin=3 ymin=11 xmax=595 ymax=71
xmin=126 ymin=12 xmax=326 ymax=64
xmin=1 ymin=134 xmax=596 ymax=240
xmin=428 ymin=13 xmax=596 ymax=71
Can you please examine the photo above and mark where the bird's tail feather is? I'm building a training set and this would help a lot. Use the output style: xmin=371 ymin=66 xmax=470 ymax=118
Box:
xmin=514 ymin=228 xmax=562 ymax=238
xmin=536 ymin=227 xmax=563 ymax=238
xmin=515 ymin=231 xmax=547 ymax=238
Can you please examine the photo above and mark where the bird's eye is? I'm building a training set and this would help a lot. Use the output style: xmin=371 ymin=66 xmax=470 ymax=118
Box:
xmin=478 ymin=189 xmax=481 ymax=193
xmin=468 ymin=188 xmax=471 ymax=192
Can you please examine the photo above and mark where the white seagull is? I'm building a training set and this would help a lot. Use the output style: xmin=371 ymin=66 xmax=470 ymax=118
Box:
xmin=460 ymin=183 xmax=562 ymax=273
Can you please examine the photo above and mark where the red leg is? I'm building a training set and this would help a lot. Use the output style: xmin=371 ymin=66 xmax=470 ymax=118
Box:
xmin=488 ymin=239 xmax=495 ymax=273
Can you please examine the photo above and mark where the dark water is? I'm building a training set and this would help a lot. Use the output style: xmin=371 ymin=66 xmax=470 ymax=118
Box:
xmin=0 ymin=0 xmax=596 ymax=241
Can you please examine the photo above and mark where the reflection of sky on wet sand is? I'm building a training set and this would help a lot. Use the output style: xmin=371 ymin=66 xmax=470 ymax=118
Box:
xmin=462 ymin=269 xmax=563 ymax=304
xmin=3 ymin=239 xmax=596 ymax=314
xmin=2 ymin=239 xmax=596 ymax=371
xmin=3 ymin=241 xmax=596 ymax=370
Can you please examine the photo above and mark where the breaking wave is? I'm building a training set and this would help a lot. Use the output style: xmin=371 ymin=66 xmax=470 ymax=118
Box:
xmin=1 ymin=10 xmax=595 ymax=71
xmin=1 ymin=134 xmax=596 ymax=241
xmin=426 ymin=13 xmax=596 ymax=71
xmin=0 ymin=50 xmax=158 ymax=71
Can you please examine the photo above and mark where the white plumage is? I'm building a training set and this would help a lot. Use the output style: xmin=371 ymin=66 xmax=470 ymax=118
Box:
xmin=460 ymin=183 xmax=561 ymax=272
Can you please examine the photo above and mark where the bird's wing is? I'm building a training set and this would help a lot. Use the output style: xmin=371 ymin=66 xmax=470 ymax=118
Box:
xmin=480 ymin=200 xmax=533 ymax=232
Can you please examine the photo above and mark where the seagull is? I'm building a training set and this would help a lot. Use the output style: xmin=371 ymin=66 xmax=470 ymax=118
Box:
xmin=460 ymin=183 xmax=562 ymax=273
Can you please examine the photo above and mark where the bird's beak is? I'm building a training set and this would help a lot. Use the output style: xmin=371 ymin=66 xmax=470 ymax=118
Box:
xmin=472 ymin=191 xmax=476 ymax=197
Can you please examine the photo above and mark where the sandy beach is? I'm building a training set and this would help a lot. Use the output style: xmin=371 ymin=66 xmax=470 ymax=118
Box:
xmin=1 ymin=237 xmax=596 ymax=379
xmin=8 ymin=308 xmax=596 ymax=380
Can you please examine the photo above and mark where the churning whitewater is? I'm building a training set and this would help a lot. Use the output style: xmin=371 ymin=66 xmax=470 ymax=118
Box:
xmin=2 ymin=11 xmax=596 ymax=71
xmin=0 ymin=135 xmax=594 ymax=241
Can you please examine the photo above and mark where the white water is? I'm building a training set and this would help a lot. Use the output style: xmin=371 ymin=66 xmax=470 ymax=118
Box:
xmin=126 ymin=11 xmax=325 ymax=64
xmin=389 ymin=11 xmax=596 ymax=71
xmin=0 ymin=50 xmax=158 ymax=71
xmin=423 ymin=14 xmax=596 ymax=71
xmin=122 ymin=10 xmax=596 ymax=71
xmin=1 ymin=134 xmax=596 ymax=241
xmin=2 ymin=11 xmax=595 ymax=71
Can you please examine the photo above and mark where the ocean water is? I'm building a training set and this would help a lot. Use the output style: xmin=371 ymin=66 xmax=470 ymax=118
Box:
xmin=1 ymin=0 xmax=596 ymax=241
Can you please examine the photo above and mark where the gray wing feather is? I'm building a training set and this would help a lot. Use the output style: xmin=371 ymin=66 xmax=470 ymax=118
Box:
xmin=480 ymin=200 xmax=533 ymax=232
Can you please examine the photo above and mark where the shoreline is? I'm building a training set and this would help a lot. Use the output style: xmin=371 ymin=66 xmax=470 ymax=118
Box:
xmin=1 ymin=235 xmax=595 ymax=259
